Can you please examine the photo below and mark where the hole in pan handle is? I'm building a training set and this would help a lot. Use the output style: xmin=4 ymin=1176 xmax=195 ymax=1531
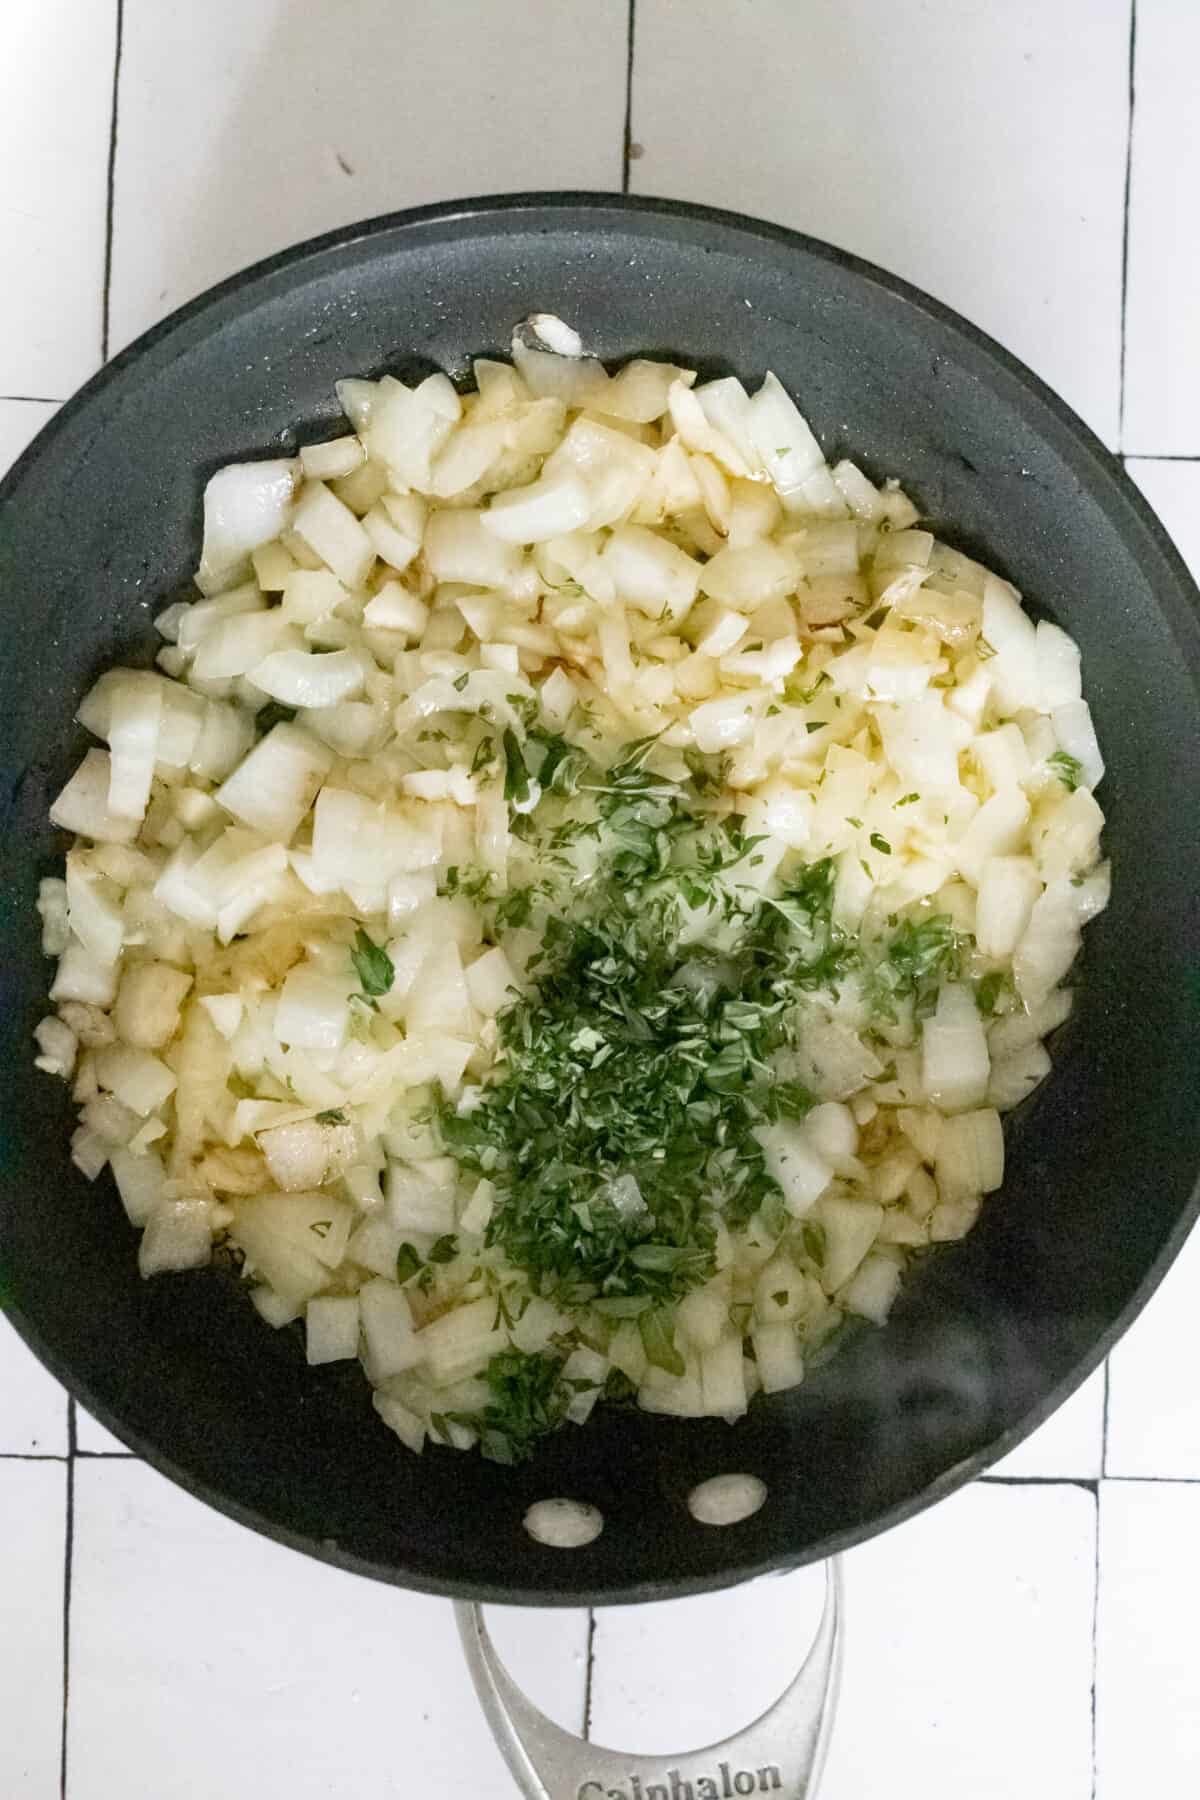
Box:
xmin=456 ymin=1558 xmax=843 ymax=1800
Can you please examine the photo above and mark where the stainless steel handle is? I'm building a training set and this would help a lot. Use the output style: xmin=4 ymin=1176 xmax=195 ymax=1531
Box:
xmin=457 ymin=1560 xmax=843 ymax=1800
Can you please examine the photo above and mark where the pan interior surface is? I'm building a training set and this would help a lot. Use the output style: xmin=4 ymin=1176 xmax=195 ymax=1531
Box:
xmin=2 ymin=195 xmax=1198 ymax=1605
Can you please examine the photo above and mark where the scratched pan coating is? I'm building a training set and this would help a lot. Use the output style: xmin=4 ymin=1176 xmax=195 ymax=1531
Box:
xmin=2 ymin=194 xmax=1198 ymax=1605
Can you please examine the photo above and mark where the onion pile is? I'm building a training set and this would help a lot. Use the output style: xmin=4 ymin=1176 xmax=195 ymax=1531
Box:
xmin=34 ymin=319 xmax=1108 ymax=1460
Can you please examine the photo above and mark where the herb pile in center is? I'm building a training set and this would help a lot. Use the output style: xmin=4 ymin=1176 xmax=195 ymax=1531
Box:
xmin=439 ymin=743 xmax=865 ymax=1310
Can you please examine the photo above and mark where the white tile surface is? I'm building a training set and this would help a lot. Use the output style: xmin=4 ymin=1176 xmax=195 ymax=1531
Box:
xmin=1127 ymin=458 xmax=1200 ymax=580
xmin=989 ymin=1363 xmax=1107 ymax=1480
xmin=0 ymin=6 xmax=113 ymax=395
xmin=1097 ymin=1481 xmax=1200 ymax=1797
xmin=632 ymin=0 xmax=1129 ymax=445
xmin=1122 ymin=1 xmax=1200 ymax=452
xmin=592 ymin=1485 xmax=1097 ymax=1800
xmin=4 ymin=2 xmax=1200 ymax=1793
xmin=0 ymin=1460 xmax=66 ymax=1798
xmin=0 ymin=1311 xmax=68 ymax=1457
xmin=0 ymin=398 xmax=59 ymax=478
xmin=1106 ymin=1220 xmax=1200 ymax=1479
xmin=68 ymin=1458 xmax=588 ymax=1800
xmin=109 ymin=0 xmax=628 ymax=351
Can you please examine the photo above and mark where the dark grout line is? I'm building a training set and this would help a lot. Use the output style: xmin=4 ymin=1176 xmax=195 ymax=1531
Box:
xmin=621 ymin=0 xmax=637 ymax=194
xmin=1102 ymin=1474 xmax=1200 ymax=1486
xmin=979 ymin=1476 xmax=1099 ymax=1492
xmin=59 ymin=1419 xmax=76 ymax=1800
xmin=0 ymin=394 xmax=64 ymax=405
xmin=74 ymin=1449 xmax=138 ymax=1459
xmin=1117 ymin=0 xmax=1138 ymax=450
xmin=0 ymin=1452 xmax=69 ymax=1462
xmin=1101 ymin=1359 xmax=1112 ymax=1480
xmin=1122 ymin=452 xmax=1200 ymax=463
xmin=100 ymin=0 xmax=126 ymax=364
xmin=583 ymin=1608 xmax=597 ymax=1741
xmin=1088 ymin=1481 xmax=1101 ymax=1800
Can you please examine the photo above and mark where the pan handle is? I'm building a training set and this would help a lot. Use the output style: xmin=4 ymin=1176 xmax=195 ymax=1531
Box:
xmin=456 ymin=1559 xmax=843 ymax=1800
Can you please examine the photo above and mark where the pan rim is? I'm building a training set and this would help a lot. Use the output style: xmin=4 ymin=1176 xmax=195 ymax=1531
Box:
xmin=3 ymin=189 xmax=1199 ymax=1606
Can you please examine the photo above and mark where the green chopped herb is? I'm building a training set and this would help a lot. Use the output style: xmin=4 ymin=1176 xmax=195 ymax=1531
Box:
xmin=452 ymin=670 xmax=470 ymax=692
xmin=463 ymin=1349 xmax=574 ymax=1466
xmin=395 ymin=1243 xmax=422 ymax=1284
xmin=1047 ymin=749 xmax=1083 ymax=792
xmin=975 ymin=969 xmax=1013 ymax=1016
xmin=428 ymin=1234 xmax=458 ymax=1264
xmin=493 ymin=884 xmax=535 ymax=929
xmin=785 ymin=670 xmax=831 ymax=705
xmin=806 ymin=720 xmax=826 ymax=734
xmin=896 ymin=792 xmax=921 ymax=807
xmin=870 ymin=913 xmax=964 ymax=1021
xmin=442 ymin=864 xmax=495 ymax=902
xmin=683 ymin=747 xmax=732 ymax=795
xmin=471 ymin=735 xmax=498 ymax=775
xmin=255 ymin=700 xmax=297 ymax=734
xmin=309 ymin=1219 xmax=332 ymax=1240
xmin=869 ymin=832 xmax=892 ymax=855
xmin=350 ymin=927 xmax=394 ymax=998
xmin=640 ymin=1308 xmax=686 ymax=1376
xmin=503 ymin=727 xmax=541 ymax=814
xmin=771 ymin=1289 xmax=790 ymax=1308
xmin=316 ymin=1108 xmax=347 ymax=1125
xmin=801 ymin=1220 xmax=826 ymax=1265
xmin=603 ymin=1367 xmax=637 ymax=1403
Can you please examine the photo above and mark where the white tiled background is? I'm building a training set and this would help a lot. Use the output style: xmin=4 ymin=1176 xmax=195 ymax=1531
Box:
xmin=2 ymin=2 xmax=1197 ymax=1795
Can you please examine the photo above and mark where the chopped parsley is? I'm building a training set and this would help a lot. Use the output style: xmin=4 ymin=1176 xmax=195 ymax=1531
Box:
xmin=455 ymin=1349 xmax=574 ymax=1465
xmin=870 ymin=913 xmax=965 ymax=1021
xmin=440 ymin=833 xmax=854 ymax=1305
xmin=316 ymin=1108 xmax=347 ymax=1125
xmin=350 ymin=927 xmax=394 ymax=999
xmin=975 ymin=969 xmax=1014 ymax=1016
xmin=869 ymin=832 xmax=892 ymax=855
xmin=395 ymin=1243 xmax=422 ymax=1284
xmin=1047 ymin=749 xmax=1083 ymax=792
xmin=503 ymin=727 xmax=541 ymax=814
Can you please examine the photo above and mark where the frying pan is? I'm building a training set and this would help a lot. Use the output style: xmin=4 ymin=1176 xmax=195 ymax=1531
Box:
xmin=2 ymin=196 xmax=1200 ymax=1631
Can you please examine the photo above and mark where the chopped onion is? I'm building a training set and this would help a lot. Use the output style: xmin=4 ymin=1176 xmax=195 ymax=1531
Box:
xmin=482 ymin=468 xmax=592 ymax=543
xmin=819 ymin=1196 xmax=883 ymax=1289
xmin=922 ymin=983 xmax=990 ymax=1112
xmin=138 ymin=1199 xmax=212 ymax=1276
xmin=197 ymin=459 xmax=297 ymax=597
xmin=249 ymin=647 xmax=364 ymax=709
xmin=974 ymin=856 xmax=1042 ymax=960
xmin=934 ymin=1108 xmax=1004 ymax=1199
xmin=359 ymin=1279 xmax=420 ymax=1379
xmin=305 ymin=1294 xmax=360 ymax=1364
xmin=214 ymin=723 xmax=333 ymax=841
xmin=754 ymin=1120 xmax=833 ymax=1216
xmin=842 ymin=1253 xmax=902 ymax=1324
